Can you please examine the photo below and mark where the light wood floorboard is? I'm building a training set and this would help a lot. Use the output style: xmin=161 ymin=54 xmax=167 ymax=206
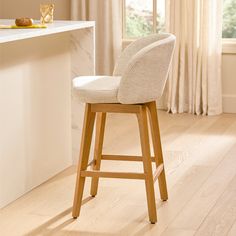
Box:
xmin=228 ymin=220 xmax=236 ymax=236
xmin=1 ymin=111 xmax=236 ymax=235
xmin=195 ymin=173 xmax=236 ymax=236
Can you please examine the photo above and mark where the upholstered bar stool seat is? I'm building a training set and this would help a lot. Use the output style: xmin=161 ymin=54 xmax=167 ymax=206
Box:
xmin=72 ymin=33 xmax=176 ymax=224
xmin=73 ymin=76 xmax=121 ymax=104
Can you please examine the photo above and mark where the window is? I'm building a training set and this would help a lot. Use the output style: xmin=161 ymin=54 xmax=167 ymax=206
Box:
xmin=123 ymin=0 xmax=236 ymax=38
xmin=223 ymin=0 xmax=236 ymax=38
xmin=123 ymin=0 xmax=166 ymax=39
xmin=123 ymin=0 xmax=236 ymax=49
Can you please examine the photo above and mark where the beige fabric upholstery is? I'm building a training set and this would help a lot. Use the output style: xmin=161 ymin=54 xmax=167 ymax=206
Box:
xmin=73 ymin=34 xmax=176 ymax=104
xmin=118 ymin=34 xmax=176 ymax=104
xmin=113 ymin=34 xmax=170 ymax=77
xmin=73 ymin=76 xmax=121 ymax=104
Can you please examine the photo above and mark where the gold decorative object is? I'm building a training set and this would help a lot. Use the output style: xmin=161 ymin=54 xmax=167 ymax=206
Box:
xmin=40 ymin=3 xmax=55 ymax=24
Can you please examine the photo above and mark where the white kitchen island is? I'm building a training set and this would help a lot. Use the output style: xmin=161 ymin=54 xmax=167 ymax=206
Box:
xmin=0 ymin=20 xmax=95 ymax=208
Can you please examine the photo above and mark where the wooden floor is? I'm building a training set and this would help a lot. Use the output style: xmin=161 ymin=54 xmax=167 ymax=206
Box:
xmin=1 ymin=111 xmax=236 ymax=236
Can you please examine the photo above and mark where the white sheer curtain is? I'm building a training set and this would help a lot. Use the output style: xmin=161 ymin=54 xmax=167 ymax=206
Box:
xmin=165 ymin=0 xmax=222 ymax=115
xmin=71 ymin=0 xmax=122 ymax=75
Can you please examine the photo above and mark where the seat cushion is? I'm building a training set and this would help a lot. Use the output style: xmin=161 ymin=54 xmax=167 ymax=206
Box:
xmin=73 ymin=76 xmax=121 ymax=104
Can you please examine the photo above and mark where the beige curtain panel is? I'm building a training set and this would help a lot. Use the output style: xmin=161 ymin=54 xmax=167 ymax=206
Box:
xmin=165 ymin=0 xmax=222 ymax=115
xmin=71 ymin=0 xmax=122 ymax=75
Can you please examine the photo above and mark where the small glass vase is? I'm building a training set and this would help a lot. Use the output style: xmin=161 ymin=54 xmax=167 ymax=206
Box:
xmin=40 ymin=3 xmax=55 ymax=24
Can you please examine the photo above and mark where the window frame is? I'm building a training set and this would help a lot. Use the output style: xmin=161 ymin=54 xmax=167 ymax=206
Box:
xmin=222 ymin=0 xmax=236 ymax=54
xmin=222 ymin=39 xmax=236 ymax=54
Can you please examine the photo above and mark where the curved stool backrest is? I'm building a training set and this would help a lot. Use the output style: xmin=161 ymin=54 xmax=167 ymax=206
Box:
xmin=114 ymin=33 xmax=176 ymax=104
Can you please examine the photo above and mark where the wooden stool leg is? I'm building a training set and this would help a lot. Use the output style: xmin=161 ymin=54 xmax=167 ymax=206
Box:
xmin=72 ymin=104 xmax=96 ymax=218
xmin=137 ymin=105 xmax=157 ymax=224
xmin=147 ymin=101 xmax=168 ymax=201
xmin=90 ymin=112 xmax=106 ymax=197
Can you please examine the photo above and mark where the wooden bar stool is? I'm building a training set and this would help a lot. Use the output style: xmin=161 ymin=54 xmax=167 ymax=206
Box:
xmin=72 ymin=33 xmax=176 ymax=224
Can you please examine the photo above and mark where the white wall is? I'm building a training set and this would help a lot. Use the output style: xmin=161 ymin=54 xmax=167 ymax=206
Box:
xmin=0 ymin=0 xmax=70 ymax=20
xmin=222 ymin=54 xmax=236 ymax=113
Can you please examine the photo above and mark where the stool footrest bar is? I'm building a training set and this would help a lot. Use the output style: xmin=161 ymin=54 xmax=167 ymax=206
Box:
xmin=91 ymin=103 xmax=142 ymax=113
xmin=102 ymin=155 xmax=155 ymax=162
xmin=81 ymin=170 xmax=146 ymax=180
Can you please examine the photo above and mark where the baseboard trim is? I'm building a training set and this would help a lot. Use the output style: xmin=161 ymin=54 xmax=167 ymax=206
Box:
xmin=223 ymin=94 xmax=236 ymax=113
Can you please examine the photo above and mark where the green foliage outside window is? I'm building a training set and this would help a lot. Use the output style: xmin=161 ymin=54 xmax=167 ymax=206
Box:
xmin=125 ymin=8 xmax=165 ymax=39
xmin=223 ymin=0 xmax=236 ymax=38
xmin=126 ymin=13 xmax=152 ymax=38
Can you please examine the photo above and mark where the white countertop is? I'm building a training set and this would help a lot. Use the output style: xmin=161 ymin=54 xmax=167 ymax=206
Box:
xmin=0 ymin=20 xmax=95 ymax=44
